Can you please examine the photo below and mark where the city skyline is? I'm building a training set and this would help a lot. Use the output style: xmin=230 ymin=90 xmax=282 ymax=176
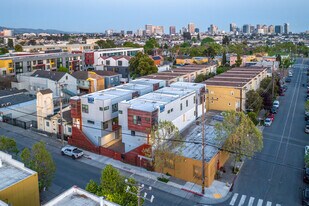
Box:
xmin=1 ymin=0 xmax=308 ymax=33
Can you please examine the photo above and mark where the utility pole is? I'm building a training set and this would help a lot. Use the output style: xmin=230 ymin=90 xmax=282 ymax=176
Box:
xmin=125 ymin=179 xmax=154 ymax=206
xmin=201 ymin=92 xmax=205 ymax=194
xmin=57 ymin=82 xmax=66 ymax=147
xmin=272 ymin=62 xmax=275 ymax=99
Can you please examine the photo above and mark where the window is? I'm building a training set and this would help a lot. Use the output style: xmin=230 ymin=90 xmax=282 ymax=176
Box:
xmin=133 ymin=115 xmax=137 ymax=124
xmin=231 ymin=91 xmax=234 ymax=96
xmin=68 ymin=127 xmax=72 ymax=133
xmin=186 ymin=100 xmax=188 ymax=107
xmin=171 ymin=108 xmax=173 ymax=112
xmin=99 ymin=107 xmax=103 ymax=111
xmin=119 ymin=110 xmax=123 ymax=114
xmin=106 ymin=60 xmax=110 ymax=66
xmin=131 ymin=131 xmax=135 ymax=136
xmin=167 ymin=110 xmax=170 ymax=114
xmin=137 ymin=116 xmax=141 ymax=125
xmin=33 ymin=61 xmax=36 ymax=65
xmin=145 ymin=117 xmax=150 ymax=123
xmin=193 ymin=165 xmax=202 ymax=179
xmin=211 ymin=101 xmax=214 ymax=104
xmin=118 ymin=61 xmax=122 ymax=66
xmin=112 ymin=104 xmax=118 ymax=113
xmin=87 ymin=120 xmax=95 ymax=124
xmin=66 ymin=76 xmax=68 ymax=80
xmin=104 ymin=106 xmax=109 ymax=111
xmin=46 ymin=122 xmax=50 ymax=127
xmin=46 ymin=59 xmax=50 ymax=63
xmin=102 ymin=121 xmax=108 ymax=129
xmin=193 ymin=96 xmax=196 ymax=104
xmin=82 ymin=104 xmax=89 ymax=113
xmin=180 ymin=103 xmax=183 ymax=111
xmin=228 ymin=103 xmax=231 ymax=106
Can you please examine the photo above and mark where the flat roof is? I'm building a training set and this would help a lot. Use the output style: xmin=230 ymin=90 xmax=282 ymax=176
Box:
xmin=154 ymin=87 xmax=195 ymax=97
xmin=44 ymin=186 xmax=119 ymax=206
xmin=131 ymin=78 xmax=165 ymax=85
xmin=82 ymin=88 xmax=135 ymax=101
xmin=0 ymin=151 xmax=36 ymax=191
xmin=115 ymin=83 xmax=152 ymax=91
xmin=170 ymin=82 xmax=205 ymax=91
xmin=180 ymin=125 xmax=225 ymax=162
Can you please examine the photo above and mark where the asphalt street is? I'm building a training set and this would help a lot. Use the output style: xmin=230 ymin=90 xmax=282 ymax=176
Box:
xmin=219 ymin=58 xmax=309 ymax=206
xmin=0 ymin=123 xmax=197 ymax=206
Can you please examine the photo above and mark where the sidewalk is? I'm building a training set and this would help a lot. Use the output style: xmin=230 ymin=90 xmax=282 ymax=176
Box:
xmin=81 ymin=150 xmax=232 ymax=204
xmin=0 ymin=121 xmax=232 ymax=204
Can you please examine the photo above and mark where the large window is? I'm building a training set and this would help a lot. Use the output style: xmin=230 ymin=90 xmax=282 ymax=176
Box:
xmin=87 ymin=120 xmax=94 ymax=124
xmin=82 ymin=104 xmax=89 ymax=113
xmin=106 ymin=60 xmax=110 ymax=66
xmin=180 ymin=103 xmax=183 ymax=111
xmin=118 ymin=61 xmax=122 ymax=66
xmin=112 ymin=104 xmax=118 ymax=113
xmin=102 ymin=121 xmax=108 ymax=129
xmin=133 ymin=115 xmax=142 ymax=125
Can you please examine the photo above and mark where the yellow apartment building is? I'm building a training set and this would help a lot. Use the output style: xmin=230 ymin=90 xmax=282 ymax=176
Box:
xmin=0 ymin=151 xmax=40 ymax=206
xmin=205 ymin=67 xmax=268 ymax=111
xmin=0 ymin=59 xmax=14 ymax=75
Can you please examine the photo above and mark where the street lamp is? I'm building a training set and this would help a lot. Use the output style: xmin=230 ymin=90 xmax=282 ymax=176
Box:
xmin=125 ymin=179 xmax=154 ymax=206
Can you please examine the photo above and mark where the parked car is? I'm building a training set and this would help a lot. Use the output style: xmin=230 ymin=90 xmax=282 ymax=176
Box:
xmin=271 ymin=106 xmax=278 ymax=114
xmin=306 ymin=113 xmax=309 ymax=121
xmin=273 ymin=100 xmax=280 ymax=108
xmin=279 ymin=92 xmax=285 ymax=96
xmin=305 ymin=146 xmax=309 ymax=156
xmin=264 ymin=118 xmax=272 ymax=126
xmin=267 ymin=114 xmax=275 ymax=121
xmin=306 ymin=124 xmax=309 ymax=134
xmin=285 ymin=77 xmax=292 ymax=83
xmin=303 ymin=188 xmax=309 ymax=205
xmin=61 ymin=146 xmax=84 ymax=159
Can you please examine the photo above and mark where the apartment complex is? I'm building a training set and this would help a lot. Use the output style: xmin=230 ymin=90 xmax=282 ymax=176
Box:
xmin=69 ymin=79 xmax=165 ymax=150
xmin=205 ymin=67 xmax=268 ymax=111
xmin=0 ymin=52 xmax=83 ymax=76
xmin=119 ymin=83 xmax=206 ymax=152
xmin=22 ymin=44 xmax=94 ymax=53
xmin=0 ymin=151 xmax=39 ymax=206
xmin=143 ymin=63 xmax=217 ymax=86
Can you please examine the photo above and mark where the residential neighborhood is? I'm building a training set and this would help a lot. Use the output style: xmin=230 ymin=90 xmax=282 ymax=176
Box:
xmin=0 ymin=1 xmax=309 ymax=206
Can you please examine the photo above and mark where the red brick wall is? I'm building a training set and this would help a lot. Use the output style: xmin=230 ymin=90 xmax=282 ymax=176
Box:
xmin=70 ymin=99 xmax=81 ymax=119
xmin=123 ymin=144 xmax=153 ymax=170
xmin=84 ymin=52 xmax=94 ymax=65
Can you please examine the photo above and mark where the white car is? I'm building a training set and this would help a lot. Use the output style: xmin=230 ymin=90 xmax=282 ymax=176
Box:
xmin=305 ymin=146 xmax=309 ymax=156
xmin=264 ymin=118 xmax=272 ymax=126
xmin=61 ymin=146 xmax=84 ymax=159
xmin=273 ymin=100 xmax=280 ymax=108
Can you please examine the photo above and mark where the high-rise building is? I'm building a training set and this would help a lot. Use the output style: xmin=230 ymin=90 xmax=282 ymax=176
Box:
xmin=230 ymin=23 xmax=237 ymax=32
xmin=250 ymin=25 xmax=255 ymax=33
xmin=268 ymin=25 xmax=275 ymax=34
xmin=145 ymin=25 xmax=164 ymax=35
xmin=284 ymin=23 xmax=290 ymax=34
xmin=120 ymin=30 xmax=125 ymax=35
xmin=195 ymin=28 xmax=200 ymax=33
xmin=169 ymin=26 xmax=176 ymax=35
xmin=256 ymin=24 xmax=262 ymax=30
xmin=188 ymin=23 xmax=195 ymax=34
xmin=242 ymin=24 xmax=250 ymax=34
xmin=209 ymin=24 xmax=218 ymax=34
xmin=136 ymin=29 xmax=144 ymax=36
xmin=275 ymin=25 xmax=283 ymax=34
xmin=145 ymin=24 xmax=153 ymax=35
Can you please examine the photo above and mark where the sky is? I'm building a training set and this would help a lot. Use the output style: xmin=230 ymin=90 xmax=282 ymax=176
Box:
xmin=1 ymin=0 xmax=309 ymax=33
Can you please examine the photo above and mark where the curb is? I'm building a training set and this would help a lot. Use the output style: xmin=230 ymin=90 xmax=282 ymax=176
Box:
xmin=181 ymin=188 xmax=204 ymax=196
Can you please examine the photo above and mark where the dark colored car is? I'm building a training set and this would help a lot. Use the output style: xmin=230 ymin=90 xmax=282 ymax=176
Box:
xmin=270 ymin=106 xmax=278 ymax=114
xmin=306 ymin=113 xmax=309 ymax=121
xmin=304 ymin=168 xmax=309 ymax=183
xmin=303 ymin=188 xmax=309 ymax=205
xmin=285 ymin=77 xmax=291 ymax=83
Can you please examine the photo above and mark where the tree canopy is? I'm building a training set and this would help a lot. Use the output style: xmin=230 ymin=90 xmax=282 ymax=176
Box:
xmin=85 ymin=165 xmax=141 ymax=206
xmin=144 ymin=38 xmax=159 ymax=55
xmin=123 ymin=42 xmax=141 ymax=48
xmin=215 ymin=111 xmax=263 ymax=170
xmin=0 ymin=47 xmax=9 ymax=55
xmin=128 ymin=52 xmax=158 ymax=79
xmin=96 ymin=40 xmax=116 ymax=49
xmin=201 ymin=37 xmax=215 ymax=46
xmin=235 ymin=53 xmax=242 ymax=67
xmin=245 ymin=90 xmax=263 ymax=113
xmin=21 ymin=142 xmax=56 ymax=191
xmin=14 ymin=44 xmax=23 ymax=52
xmin=7 ymin=39 xmax=14 ymax=48
xmin=0 ymin=135 xmax=19 ymax=155
xmin=58 ymin=66 xmax=69 ymax=73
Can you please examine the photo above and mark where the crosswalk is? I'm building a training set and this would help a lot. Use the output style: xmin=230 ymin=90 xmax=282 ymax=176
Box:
xmin=229 ymin=193 xmax=282 ymax=206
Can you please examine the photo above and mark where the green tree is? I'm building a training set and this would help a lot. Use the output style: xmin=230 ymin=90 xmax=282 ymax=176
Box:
xmin=180 ymin=42 xmax=190 ymax=48
xmin=86 ymin=165 xmax=141 ymax=206
xmin=58 ymin=66 xmax=69 ymax=73
xmin=14 ymin=44 xmax=23 ymax=52
xmin=144 ymin=38 xmax=159 ymax=55
xmin=194 ymin=74 xmax=206 ymax=83
xmin=21 ymin=142 xmax=56 ymax=191
xmin=96 ymin=40 xmax=116 ymax=49
xmin=222 ymin=36 xmax=230 ymax=45
xmin=245 ymin=90 xmax=263 ymax=113
xmin=123 ymin=42 xmax=141 ymax=48
xmin=128 ymin=52 xmax=158 ymax=79
xmin=201 ymin=37 xmax=215 ymax=46
xmin=247 ymin=112 xmax=258 ymax=125
xmin=235 ymin=53 xmax=242 ymax=67
xmin=276 ymin=54 xmax=282 ymax=67
xmin=215 ymin=111 xmax=263 ymax=172
xmin=222 ymin=51 xmax=227 ymax=66
xmin=7 ymin=39 xmax=14 ymax=48
xmin=0 ymin=47 xmax=9 ymax=55
xmin=305 ymin=153 xmax=309 ymax=167
xmin=0 ymin=135 xmax=19 ymax=155
xmin=216 ymin=66 xmax=229 ymax=74
xmin=144 ymin=120 xmax=184 ymax=177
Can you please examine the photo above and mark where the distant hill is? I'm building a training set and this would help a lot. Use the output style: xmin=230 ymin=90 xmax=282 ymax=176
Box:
xmin=0 ymin=26 xmax=72 ymax=34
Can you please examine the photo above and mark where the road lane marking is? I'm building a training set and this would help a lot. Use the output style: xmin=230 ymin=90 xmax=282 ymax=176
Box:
xmin=248 ymin=197 xmax=255 ymax=206
xmin=257 ymin=199 xmax=263 ymax=206
xmin=229 ymin=193 xmax=238 ymax=205
xmin=266 ymin=201 xmax=272 ymax=206
xmin=238 ymin=195 xmax=246 ymax=206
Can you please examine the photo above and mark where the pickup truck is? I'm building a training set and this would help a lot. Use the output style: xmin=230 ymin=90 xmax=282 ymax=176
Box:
xmin=61 ymin=146 xmax=84 ymax=159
